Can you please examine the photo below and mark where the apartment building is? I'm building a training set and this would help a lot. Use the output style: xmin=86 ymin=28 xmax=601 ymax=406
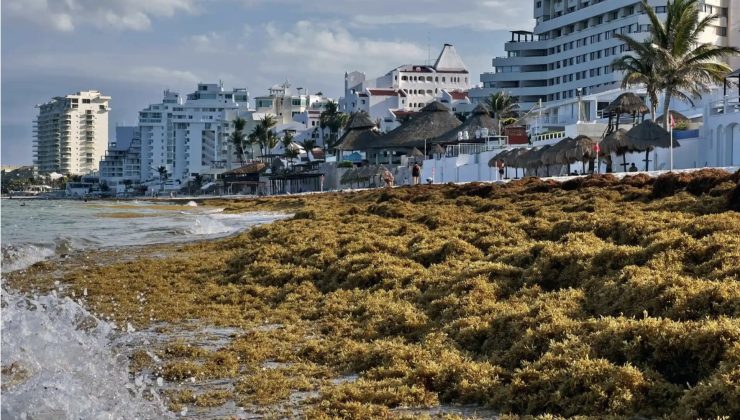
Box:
xmin=138 ymin=83 xmax=250 ymax=183
xmin=469 ymin=0 xmax=738 ymax=111
xmin=33 ymin=90 xmax=110 ymax=175
xmin=99 ymin=126 xmax=142 ymax=185
xmin=341 ymin=44 xmax=471 ymax=131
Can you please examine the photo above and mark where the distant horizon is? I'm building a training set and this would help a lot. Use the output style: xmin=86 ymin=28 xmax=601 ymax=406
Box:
xmin=1 ymin=0 xmax=534 ymax=166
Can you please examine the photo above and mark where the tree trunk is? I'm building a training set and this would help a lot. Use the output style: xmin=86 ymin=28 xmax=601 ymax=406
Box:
xmin=662 ymin=91 xmax=673 ymax=129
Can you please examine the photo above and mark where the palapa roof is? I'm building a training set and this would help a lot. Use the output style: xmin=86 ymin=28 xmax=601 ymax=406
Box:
xmin=541 ymin=137 xmax=573 ymax=165
xmin=655 ymin=110 xmax=689 ymax=124
xmin=336 ymin=111 xmax=381 ymax=151
xmin=224 ymin=161 xmax=266 ymax=175
xmin=603 ymin=93 xmax=649 ymax=115
xmin=564 ymin=135 xmax=598 ymax=162
xmin=433 ymin=103 xmax=497 ymax=144
xmin=371 ymin=101 xmax=461 ymax=150
xmin=627 ymin=120 xmax=679 ymax=150
xmin=411 ymin=147 xmax=425 ymax=158
xmin=599 ymin=129 xmax=633 ymax=155
xmin=432 ymin=143 xmax=446 ymax=155
xmin=488 ymin=148 xmax=511 ymax=167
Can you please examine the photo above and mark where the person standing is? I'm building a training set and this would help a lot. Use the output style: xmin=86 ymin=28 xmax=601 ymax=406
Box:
xmin=497 ymin=160 xmax=506 ymax=180
xmin=412 ymin=163 xmax=421 ymax=185
xmin=382 ymin=169 xmax=394 ymax=188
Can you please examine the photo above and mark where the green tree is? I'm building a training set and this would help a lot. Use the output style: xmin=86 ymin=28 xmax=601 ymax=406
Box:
xmin=229 ymin=117 xmax=247 ymax=166
xmin=281 ymin=130 xmax=295 ymax=151
xmin=612 ymin=39 xmax=662 ymax=120
xmin=252 ymin=115 xmax=278 ymax=160
xmin=614 ymin=0 xmax=739 ymax=128
xmin=485 ymin=92 xmax=519 ymax=120
xmin=157 ymin=166 xmax=169 ymax=190
xmin=319 ymin=101 xmax=349 ymax=151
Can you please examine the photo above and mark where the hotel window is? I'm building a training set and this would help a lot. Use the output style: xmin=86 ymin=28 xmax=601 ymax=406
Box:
xmin=401 ymin=76 xmax=408 ymax=81
xmin=655 ymin=6 xmax=666 ymax=13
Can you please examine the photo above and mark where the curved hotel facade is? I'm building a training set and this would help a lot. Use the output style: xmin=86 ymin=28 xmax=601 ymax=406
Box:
xmin=470 ymin=0 xmax=738 ymax=112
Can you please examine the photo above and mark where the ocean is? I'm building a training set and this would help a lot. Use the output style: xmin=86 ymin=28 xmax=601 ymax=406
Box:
xmin=0 ymin=199 xmax=289 ymax=418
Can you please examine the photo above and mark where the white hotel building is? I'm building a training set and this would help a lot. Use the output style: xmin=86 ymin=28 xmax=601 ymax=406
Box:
xmin=33 ymin=90 xmax=110 ymax=175
xmin=138 ymin=83 xmax=250 ymax=183
xmin=341 ymin=44 xmax=471 ymax=132
xmin=469 ymin=0 xmax=739 ymax=113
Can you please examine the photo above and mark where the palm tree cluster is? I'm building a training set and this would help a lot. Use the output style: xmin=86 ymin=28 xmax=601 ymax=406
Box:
xmin=248 ymin=115 xmax=278 ymax=161
xmin=612 ymin=0 xmax=739 ymax=128
xmin=319 ymin=101 xmax=349 ymax=151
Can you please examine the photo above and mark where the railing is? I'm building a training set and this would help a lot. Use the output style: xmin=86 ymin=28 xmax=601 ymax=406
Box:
xmin=532 ymin=131 xmax=567 ymax=142
xmin=444 ymin=137 xmax=509 ymax=157
xmin=709 ymin=96 xmax=740 ymax=115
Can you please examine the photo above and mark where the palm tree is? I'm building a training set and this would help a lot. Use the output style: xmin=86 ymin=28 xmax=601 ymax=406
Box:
xmin=319 ymin=101 xmax=349 ymax=151
xmin=612 ymin=39 xmax=662 ymax=121
xmin=485 ymin=92 xmax=519 ymax=120
xmin=229 ymin=117 xmax=247 ymax=166
xmin=281 ymin=130 xmax=294 ymax=151
xmin=284 ymin=147 xmax=300 ymax=168
xmin=259 ymin=115 xmax=278 ymax=159
xmin=301 ymin=139 xmax=316 ymax=155
xmin=156 ymin=166 xmax=169 ymax=191
xmin=614 ymin=0 xmax=739 ymax=128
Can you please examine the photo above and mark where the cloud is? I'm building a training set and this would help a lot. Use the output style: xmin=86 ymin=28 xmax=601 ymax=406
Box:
xmin=263 ymin=20 xmax=428 ymax=76
xmin=240 ymin=0 xmax=533 ymax=31
xmin=188 ymin=32 xmax=223 ymax=52
xmin=4 ymin=0 xmax=198 ymax=31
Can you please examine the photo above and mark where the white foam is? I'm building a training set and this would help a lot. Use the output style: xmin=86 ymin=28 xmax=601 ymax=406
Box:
xmin=186 ymin=216 xmax=232 ymax=235
xmin=185 ymin=201 xmax=198 ymax=207
xmin=1 ymin=244 xmax=56 ymax=272
xmin=1 ymin=287 xmax=172 ymax=418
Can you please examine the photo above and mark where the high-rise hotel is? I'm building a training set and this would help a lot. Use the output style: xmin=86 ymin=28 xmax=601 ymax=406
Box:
xmin=33 ymin=90 xmax=111 ymax=175
xmin=470 ymin=0 xmax=739 ymax=111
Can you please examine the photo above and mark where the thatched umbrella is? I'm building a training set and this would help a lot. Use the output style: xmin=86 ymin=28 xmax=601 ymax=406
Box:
xmin=503 ymin=148 xmax=530 ymax=178
xmin=372 ymin=101 xmax=462 ymax=152
xmin=627 ymin=120 xmax=680 ymax=171
xmin=432 ymin=143 xmax=446 ymax=158
xmin=534 ymin=144 xmax=553 ymax=176
xmin=488 ymin=149 xmax=511 ymax=167
xmin=224 ymin=161 xmax=266 ymax=175
xmin=600 ymin=129 xmax=634 ymax=172
xmin=541 ymin=138 xmax=571 ymax=166
xmin=411 ymin=147 xmax=425 ymax=159
xmin=655 ymin=110 xmax=689 ymax=126
xmin=603 ymin=93 xmax=649 ymax=133
xmin=603 ymin=93 xmax=649 ymax=115
xmin=340 ymin=168 xmax=358 ymax=186
xmin=563 ymin=135 xmax=598 ymax=173
xmin=433 ymin=103 xmax=497 ymax=144
xmin=336 ymin=111 xmax=380 ymax=152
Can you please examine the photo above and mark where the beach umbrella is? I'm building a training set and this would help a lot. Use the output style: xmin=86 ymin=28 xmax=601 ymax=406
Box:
xmin=340 ymin=168 xmax=358 ymax=185
xmin=655 ymin=110 xmax=689 ymax=126
xmin=488 ymin=149 xmax=511 ymax=167
xmin=432 ymin=143 xmax=446 ymax=158
xmin=600 ymin=129 xmax=634 ymax=172
xmin=603 ymin=92 xmax=649 ymax=115
xmin=541 ymin=138 xmax=572 ymax=166
xmin=627 ymin=120 xmax=680 ymax=171
xmin=504 ymin=148 xmax=529 ymax=178
xmin=534 ymin=145 xmax=553 ymax=176
xmin=411 ymin=147 xmax=425 ymax=159
xmin=564 ymin=135 xmax=597 ymax=162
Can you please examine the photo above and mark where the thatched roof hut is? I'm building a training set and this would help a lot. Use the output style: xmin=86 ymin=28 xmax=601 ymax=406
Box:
xmin=224 ymin=161 xmax=266 ymax=175
xmin=488 ymin=149 xmax=511 ymax=167
xmin=432 ymin=103 xmax=497 ymax=144
xmin=340 ymin=168 xmax=358 ymax=185
xmin=626 ymin=120 xmax=679 ymax=150
xmin=432 ymin=143 xmax=446 ymax=156
xmin=336 ymin=111 xmax=380 ymax=151
xmin=372 ymin=101 xmax=461 ymax=150
xmin=603 ymin=93 xmax=649 ymax=115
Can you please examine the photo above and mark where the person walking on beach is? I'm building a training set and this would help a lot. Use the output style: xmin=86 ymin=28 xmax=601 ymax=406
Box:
xmin=412 ymin=163 xmax=421 ymax=185
xmin=629 ymin=163 xmax=638 ymax=172
xmin=382 ymin=169 xmax=394 ymax=188
xmin=496 ymin=159 xmax=506 ymax=180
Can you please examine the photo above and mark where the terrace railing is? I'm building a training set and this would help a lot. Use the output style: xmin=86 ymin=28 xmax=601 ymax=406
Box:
xmin=709 ymin=95 xmax=740 ymax=115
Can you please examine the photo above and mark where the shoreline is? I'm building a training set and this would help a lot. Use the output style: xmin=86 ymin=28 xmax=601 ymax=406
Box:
xmin=3 ymin=169 xmax=739 ymax=418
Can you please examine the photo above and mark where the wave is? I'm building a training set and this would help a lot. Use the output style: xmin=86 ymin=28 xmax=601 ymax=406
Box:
xmin=0 ymin=287 xmax=171 ymax=418
xmin=1 ymin=244 xmax=56 ymax=273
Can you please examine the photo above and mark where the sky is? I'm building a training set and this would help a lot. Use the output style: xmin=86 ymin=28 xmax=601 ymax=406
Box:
xmin=1 ymin=0 xmax=534 ymax=166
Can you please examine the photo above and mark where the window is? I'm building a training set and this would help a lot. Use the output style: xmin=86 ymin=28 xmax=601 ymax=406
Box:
xmin=536 ymin=1 xmax=541 ymax=7
xmin=82 ymin=99 xmax=91 ymax=104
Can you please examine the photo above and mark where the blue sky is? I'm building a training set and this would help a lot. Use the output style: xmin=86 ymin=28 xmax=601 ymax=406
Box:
xmin=1 ymin=0 xmax=534 ymax=165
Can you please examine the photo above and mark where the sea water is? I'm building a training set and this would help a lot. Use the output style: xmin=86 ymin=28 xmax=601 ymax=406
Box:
xmin=1 ymin=199 xmax=290 ymax=418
